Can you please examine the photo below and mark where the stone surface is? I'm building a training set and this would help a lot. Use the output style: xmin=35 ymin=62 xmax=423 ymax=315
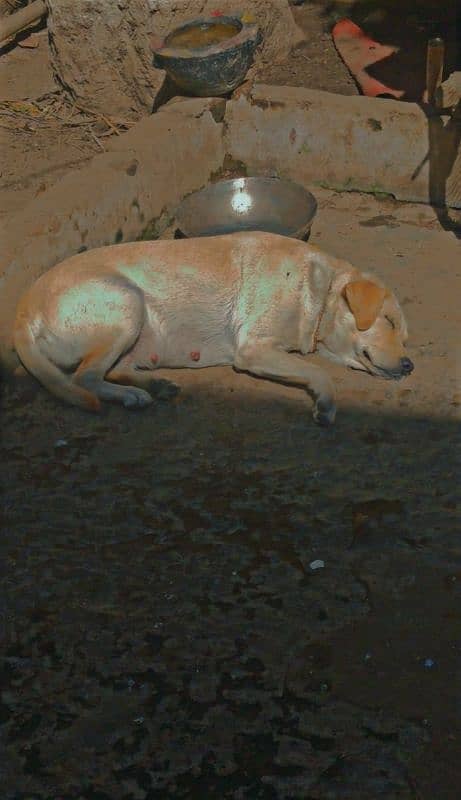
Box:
xmin=161 ymin=95 xmax=227 ymax=122
xmin=439 ymin=72 xmax=461 ymax=109
xmin=224 ymin=83 xmax=461 ymax=209
xmin=46 ymin=0 xmax=166 ymax=119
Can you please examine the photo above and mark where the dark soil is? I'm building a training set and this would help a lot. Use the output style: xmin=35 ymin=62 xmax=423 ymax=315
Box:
xmin=257 ymin=2 xmax=358 ymax=95
xmin=1 ymin=377 xmax=460 ymax=799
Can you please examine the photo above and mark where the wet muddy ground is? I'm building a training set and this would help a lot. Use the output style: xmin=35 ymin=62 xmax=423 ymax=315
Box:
xmin=1 ymin=191 xmax=460 ymax=799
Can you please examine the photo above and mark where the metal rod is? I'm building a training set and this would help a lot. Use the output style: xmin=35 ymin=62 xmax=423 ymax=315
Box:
xmin=426 ymin=37 xmax=445 ymax=107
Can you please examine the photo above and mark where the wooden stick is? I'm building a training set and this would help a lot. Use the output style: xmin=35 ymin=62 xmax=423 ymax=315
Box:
xmin=426 ymin=37 xmax=445 ymax=107
xmin=0 ymin=0 xmax=47 ymax=46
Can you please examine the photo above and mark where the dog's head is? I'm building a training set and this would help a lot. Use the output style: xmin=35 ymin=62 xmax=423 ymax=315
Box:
xmin=317 ymin=278 xmax=413 ymax=380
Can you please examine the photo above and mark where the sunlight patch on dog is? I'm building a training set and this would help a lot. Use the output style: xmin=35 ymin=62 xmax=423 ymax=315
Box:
xmin=57 ymin=283 xmax=128 ymax=327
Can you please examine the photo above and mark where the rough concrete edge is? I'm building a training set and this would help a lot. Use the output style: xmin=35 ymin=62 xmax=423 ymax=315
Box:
xmin=223 ymin=83 xmax=461 ymax=210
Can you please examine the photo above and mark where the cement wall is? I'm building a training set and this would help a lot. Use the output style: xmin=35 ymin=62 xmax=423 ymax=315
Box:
xmin=225 ymin=84 xmax=461 ymax=209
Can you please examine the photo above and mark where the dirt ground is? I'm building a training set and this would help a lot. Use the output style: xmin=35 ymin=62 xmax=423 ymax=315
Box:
xmin=1 ymin=2 xmax=461 ymax=799
xmin=2 ymin=188 xmax=460 ymax=799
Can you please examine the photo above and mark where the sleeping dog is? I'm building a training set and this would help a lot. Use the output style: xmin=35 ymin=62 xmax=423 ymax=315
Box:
xmin=14 ymin=231 xmax=413 ymax=425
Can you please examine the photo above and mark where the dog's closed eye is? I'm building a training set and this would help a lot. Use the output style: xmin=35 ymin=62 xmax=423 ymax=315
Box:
xmin=385 ymin=315 xmax=395 ymax=329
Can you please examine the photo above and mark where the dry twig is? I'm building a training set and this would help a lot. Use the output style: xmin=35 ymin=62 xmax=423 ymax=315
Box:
xmin=0 ymin=92 xmax=137 ymax=142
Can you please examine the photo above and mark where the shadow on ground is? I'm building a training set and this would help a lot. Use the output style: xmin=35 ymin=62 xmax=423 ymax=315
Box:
xmin=320 ymin=0 xmax=460 ymax=102
xmin=1 ymin=381 xmax=460 ymax=800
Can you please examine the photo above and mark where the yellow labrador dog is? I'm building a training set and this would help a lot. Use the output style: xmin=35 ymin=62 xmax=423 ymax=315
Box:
xmin=14 ymin=231 xmax=413 ymax=425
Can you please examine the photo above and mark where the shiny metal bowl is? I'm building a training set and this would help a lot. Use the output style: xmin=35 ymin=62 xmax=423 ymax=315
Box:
xmin=175 ymin=177 xmax=317 ymax=240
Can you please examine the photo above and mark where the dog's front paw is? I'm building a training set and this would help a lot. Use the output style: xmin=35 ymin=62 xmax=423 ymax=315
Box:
xmin=148 ymin=378 xmax=180 ymax=401
xmin=313 ymin=400 xmax=336 ymax=427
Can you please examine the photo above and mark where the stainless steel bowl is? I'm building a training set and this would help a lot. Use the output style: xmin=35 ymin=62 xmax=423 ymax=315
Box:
xmin=175 ymin=177 xmax=317 ymax=239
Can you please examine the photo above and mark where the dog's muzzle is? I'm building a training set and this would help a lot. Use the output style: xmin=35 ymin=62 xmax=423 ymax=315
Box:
xmin=359 ymin=351 xmax=414 ymax=379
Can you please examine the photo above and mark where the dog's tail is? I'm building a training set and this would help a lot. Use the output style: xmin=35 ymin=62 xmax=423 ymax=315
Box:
xmin=14 ymin=313 xmax=100 ymax=411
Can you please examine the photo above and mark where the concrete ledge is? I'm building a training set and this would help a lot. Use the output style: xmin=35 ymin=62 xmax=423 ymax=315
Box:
xmin=1 ymin=84 xmax=460 ymax=372
xmin=0 ymin=100 xmax=225 ymax=370
xmin=224 ymin=84 xmax=461 ymax=208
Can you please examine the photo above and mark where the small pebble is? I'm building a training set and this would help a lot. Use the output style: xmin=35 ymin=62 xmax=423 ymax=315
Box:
xmin=309 ymin=559 xmax=325 ymax=570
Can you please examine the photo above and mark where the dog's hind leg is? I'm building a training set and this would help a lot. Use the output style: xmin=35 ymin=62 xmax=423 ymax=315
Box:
xmin=73 ymin=332 xmax=154 ymax=408
xmin=234 ymin=339 xmax=336 ymax=426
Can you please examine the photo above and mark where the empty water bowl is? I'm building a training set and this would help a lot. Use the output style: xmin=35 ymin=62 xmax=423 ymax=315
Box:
xmin=152 ymin=16 xmax=261 ymax=96
xmin=175 ymin=177 xmax=318 ymax=239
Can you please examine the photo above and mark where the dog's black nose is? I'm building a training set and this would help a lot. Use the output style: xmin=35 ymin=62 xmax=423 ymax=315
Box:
xmin=400 ymin=357 xmax=414 ymax=374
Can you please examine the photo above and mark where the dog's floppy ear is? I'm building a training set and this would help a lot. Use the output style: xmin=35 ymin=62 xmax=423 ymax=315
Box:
xmin=343 ymin=280 xmax=386 ymax=330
